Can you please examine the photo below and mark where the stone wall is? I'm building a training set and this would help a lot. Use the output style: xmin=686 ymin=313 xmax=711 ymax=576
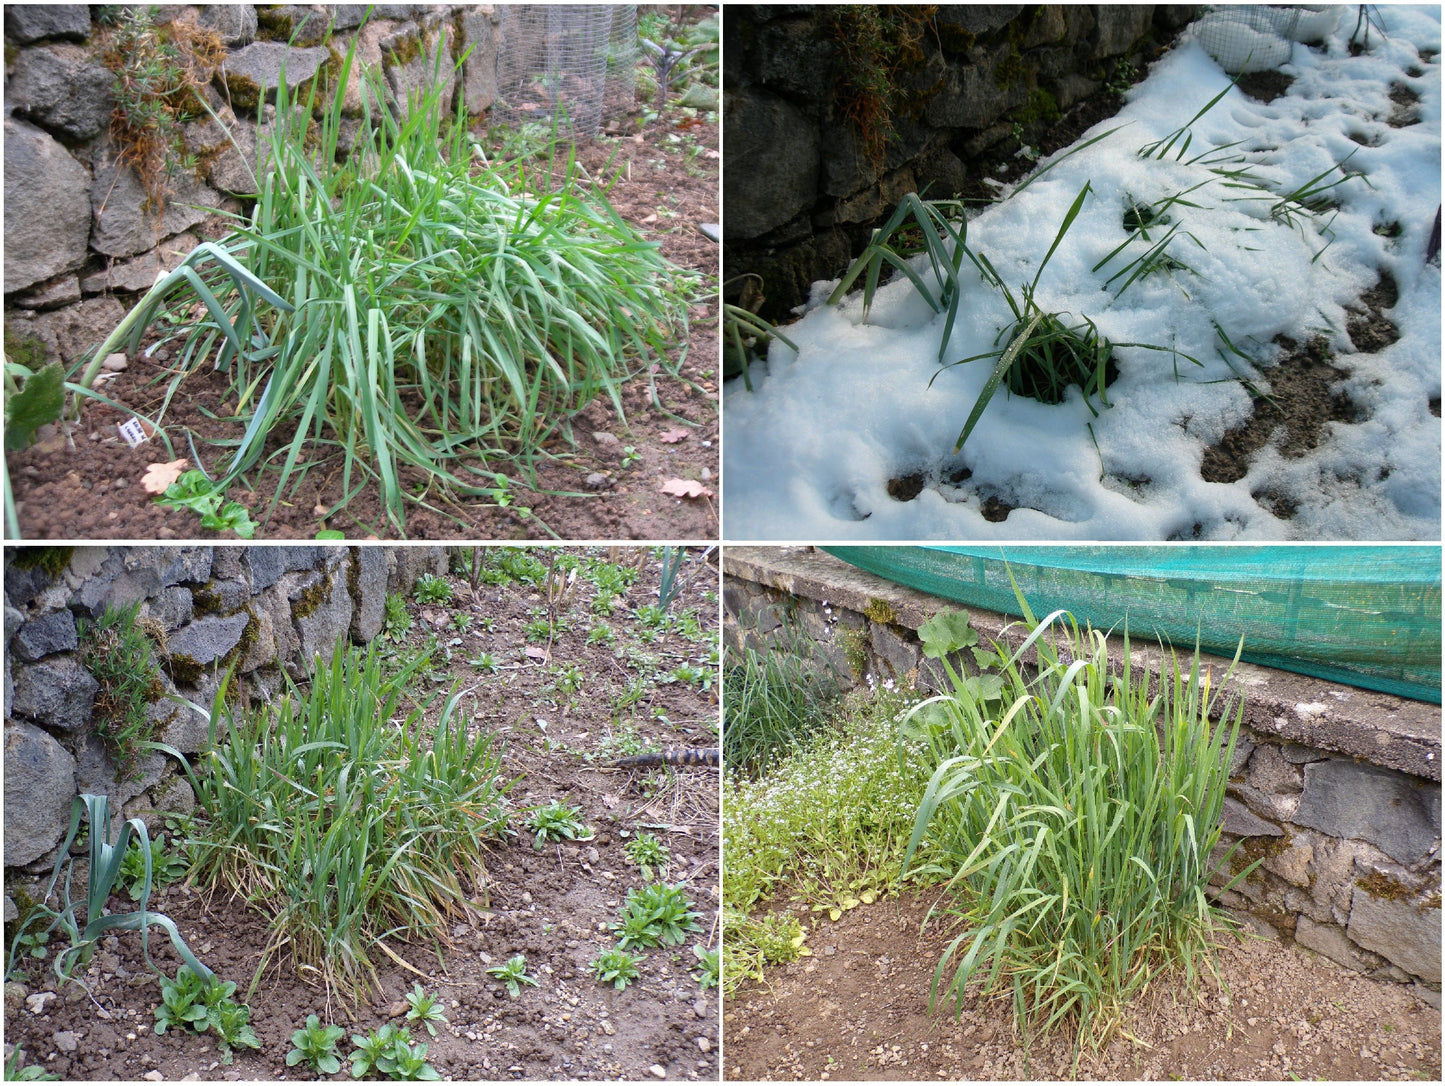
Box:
xmin=724 ymin=4 xmax=1198 ymax=320
xmin=723 ymin=547 xmax=1442 ymax=1004
xmin=2 ymin=544 xmax=446 ymax=916
xmin=4 ymin=4 xmax=499 ymax=367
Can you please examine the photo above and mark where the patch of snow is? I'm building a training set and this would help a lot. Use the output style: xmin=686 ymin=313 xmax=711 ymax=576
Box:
xmin=724 ymin=6 xmax=1440 ymax=541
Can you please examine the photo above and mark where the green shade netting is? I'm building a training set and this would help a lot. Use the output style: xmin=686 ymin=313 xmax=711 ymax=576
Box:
xmin=823 ymin=546 xmax=1443 ymax=704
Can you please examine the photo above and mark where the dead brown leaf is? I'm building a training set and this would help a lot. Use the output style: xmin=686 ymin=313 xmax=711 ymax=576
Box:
xmin=660 ymin=478 xmax=714 ymax=499
xmin=141 ymin=459 xmax=189 ymax=495
xmin=659 ymin=428 xmax=689 ymax=444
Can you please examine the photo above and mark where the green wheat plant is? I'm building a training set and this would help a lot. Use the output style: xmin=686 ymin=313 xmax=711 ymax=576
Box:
xmin=170 ymin=639 xmax=512 ymax=1005
xmin=900 ymin=579 xmax=1256 ymax=1059
xmin=77 ymin=27 xmax=687 ymax=534
xmin=724 ymin=276 xmax=799 ymax=391
xmin=722 ymin=624 xmax=841 ymax=777
xmin=936 ymin=183 xmax=1203 ymax=452
xmin=827 ymin=193 xmax=974 ymax=368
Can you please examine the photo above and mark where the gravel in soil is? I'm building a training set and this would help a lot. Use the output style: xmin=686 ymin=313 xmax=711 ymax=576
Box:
xmin=724 ymin=892 xmax=1442 ymax=1081
xmin=8 ymin=112 xmax=719 ymax=542
xmin=3 ymin=548 xmax=720 ymax=1080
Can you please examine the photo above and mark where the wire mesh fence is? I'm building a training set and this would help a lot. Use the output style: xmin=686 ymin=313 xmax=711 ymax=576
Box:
xmin=1194 ymin=5 xmax=1345 ymax=73
xmin=493 ymin=4 xmax=638 ymax=140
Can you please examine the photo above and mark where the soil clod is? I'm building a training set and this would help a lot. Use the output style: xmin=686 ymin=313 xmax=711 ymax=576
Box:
xmin=1200 ymin=335 xmax=1367 ymax=485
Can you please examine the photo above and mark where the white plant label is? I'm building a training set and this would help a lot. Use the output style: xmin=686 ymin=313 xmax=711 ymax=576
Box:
xmin=117 ymin=418 xmax=148 ymax=448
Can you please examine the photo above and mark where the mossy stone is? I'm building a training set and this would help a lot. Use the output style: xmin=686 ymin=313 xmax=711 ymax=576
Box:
xmin=863 ymin=597 xmax=898 ymax=626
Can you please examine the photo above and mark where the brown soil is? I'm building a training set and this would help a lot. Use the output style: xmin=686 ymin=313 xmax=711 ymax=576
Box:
xmin=3 ymin=548 xmax=720 ymax=1080
xmin=1200 ymin=335 xmax=1367 ymax=486
xmin=1236 ymin=70 xmax=1295 ymax=103
xmin=724 ymin=892 xmax=1442 ymax=1081
xmin=8 ymin=111 xmax=719 ymax=542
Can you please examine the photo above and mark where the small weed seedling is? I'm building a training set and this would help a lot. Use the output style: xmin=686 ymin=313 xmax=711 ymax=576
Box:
xmin=118 ymin=834 xmax=188 ymax=901
xmin=624 ymin=832 xmax=671 ymax=880
xmin=403 ymin=983 xmax=449 ymax=1037
xmin=586 ymin=623 xmax=616 ymax=646
xmin=469 ymin=652 xmax=500 ymax=674
xmin=413 ymin=574 xmax=453 ymax=605
xmin=487 ymin=954 xmax=538 ymax=998
xmin=527 ymin=801 xmax=592 ymax=848
xmin=611 ymin=883 xmax=704 ymax=950
xmin=287 ymin=1014 xmax=346 ymax=1074
xmin=4 ymin=1045 xmax=58 ymax=1081
xmin=350 ymin=1023 xmax=440 ymax=1080
xmin=632 ymin=604 xmax=669 ymax=630
xmin=154 ymin=471 xmax=256 ymax=538
xmin=553 ymin=663 xmax=585 ymax=695
xmin=154 ymin=966 xmax=260 ymax=1063
xmin=450 ymin=612 xmax=473 ymax=635
xmin=668 ymin=662 xmax=712 ymax=691
xmin=590 ymin=947 xmax=646 ymax=990
xmin=693 ymin=944 xmax=720 ymax=989
xmin=382 ymin=593 xmax=412 ymax=641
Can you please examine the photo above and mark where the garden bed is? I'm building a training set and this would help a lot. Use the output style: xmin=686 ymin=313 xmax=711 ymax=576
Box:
xmin=8 ymin=69 xmax=718 ymax=542
xmin=724 ymin=892 xmax=1442 ymax=1081
xmin=4 ymin=547 xmax=720 ymax=1080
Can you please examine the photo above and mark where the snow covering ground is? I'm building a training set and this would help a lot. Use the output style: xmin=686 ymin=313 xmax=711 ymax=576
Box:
xmin=724 ymin=6 xmax=1441 ymax=541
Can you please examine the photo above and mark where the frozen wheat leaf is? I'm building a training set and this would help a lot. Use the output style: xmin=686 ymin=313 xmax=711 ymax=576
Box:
xmin=660 ymin=478 xmax=714 ymax=499
xmin=659 ymin=429 xmax=689 ymax=444
xmin=142 ymin=459 xmax=190 ymax=495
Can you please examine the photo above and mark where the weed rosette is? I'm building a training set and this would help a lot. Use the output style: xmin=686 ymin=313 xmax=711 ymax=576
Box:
xmin=725 ymin=11 xmax=1440 ymax=541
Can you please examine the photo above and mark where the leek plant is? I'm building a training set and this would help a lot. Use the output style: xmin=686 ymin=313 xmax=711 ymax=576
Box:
xmin=5 ymin=793 xmax=212 ymax=985
xmin=901 ymin=584 xmax=1255 ymax=1057
xmin=79 ymin=27 xmax=687 ymax=533
xmin=171 ymin=640 xmax=513 ymax=1004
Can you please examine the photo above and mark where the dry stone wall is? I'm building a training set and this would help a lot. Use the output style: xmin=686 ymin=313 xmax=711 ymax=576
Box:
xmin=4 ymin=4 xmax=499 ymax=366
xmin=724 ymin=4 xmax=1198 ymax=320
xmin=723 ymin=547 xmax=1442 ymax=1004
xmin=2 ymin=544 xmax=446 ymax=919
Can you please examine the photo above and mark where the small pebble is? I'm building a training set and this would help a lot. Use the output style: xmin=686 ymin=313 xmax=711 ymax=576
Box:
xmin=697 ymin=1036 xmax=712 ymax=1053
xmin=102 ymin=353 xmax=128 ymax=373
xmin=693 ymin=1000 xmax=708 ymax=1018
xmin=649 ymin=1064 xmax=668 ymax=1079
xmin=592 ymin=431 xmax=620 ymax=446
xmin=585 ymin=472 xmax=611 ymax=490
xmin=142 ymin=1071 xmax=163 ymax=1082
xmin=53 ymin=1031 xmax=78 ymax=1054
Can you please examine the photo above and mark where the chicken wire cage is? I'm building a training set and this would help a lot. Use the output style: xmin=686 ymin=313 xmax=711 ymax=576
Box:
xmin=493 ymin=5 xmax=638 ymax=140
xmin=1193 ymin=5 xmax=1345 ymax=73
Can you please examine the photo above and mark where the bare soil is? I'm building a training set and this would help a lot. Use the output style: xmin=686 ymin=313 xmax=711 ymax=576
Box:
xmin=724 ymin=892 xmax=1442 ymax=1081
xmin=3 ymin=548 xmax=721 ymax=1080
xmin=8 ymin=108 xmax=719 ymax=542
